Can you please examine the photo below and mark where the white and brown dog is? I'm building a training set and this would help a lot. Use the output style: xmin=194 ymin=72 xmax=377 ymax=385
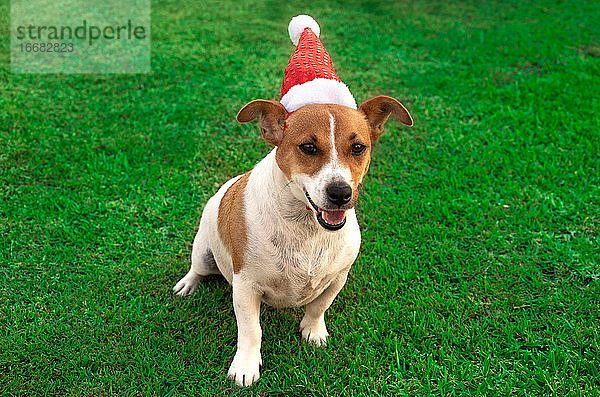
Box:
xmin=173 ymin=15 xmax=412 ymax=386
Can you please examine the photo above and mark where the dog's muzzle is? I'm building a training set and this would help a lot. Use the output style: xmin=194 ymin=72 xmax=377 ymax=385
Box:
xmin=305 ymin=191 xmax=347 ymax=231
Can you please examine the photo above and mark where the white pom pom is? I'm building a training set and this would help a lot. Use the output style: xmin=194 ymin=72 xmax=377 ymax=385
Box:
xmin=288 ymin=15 xmax=320 ymax=46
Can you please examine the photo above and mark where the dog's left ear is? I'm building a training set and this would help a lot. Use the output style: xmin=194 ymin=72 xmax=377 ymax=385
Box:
xmin=359 ymin=96 xmax=413 ymax=142
xmin=237 ymin=100 xmax=288 ymax=146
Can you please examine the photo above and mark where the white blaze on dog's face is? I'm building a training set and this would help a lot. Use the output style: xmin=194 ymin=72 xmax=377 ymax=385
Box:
xmin=237 ymin=96 xmax=413 ymax=231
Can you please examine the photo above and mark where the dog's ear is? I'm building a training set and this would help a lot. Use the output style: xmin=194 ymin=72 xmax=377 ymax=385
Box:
xmin=359 ymin=96 xmax=413 ymax=142
xmin=237 ymin=100 xmax=288 ymax=146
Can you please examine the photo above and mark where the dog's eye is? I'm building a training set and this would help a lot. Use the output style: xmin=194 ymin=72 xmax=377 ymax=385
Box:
xmin=299 ymin=143 xmax=318 ymax=155
xmin=351 ymin=143 xmax=366 ymax=156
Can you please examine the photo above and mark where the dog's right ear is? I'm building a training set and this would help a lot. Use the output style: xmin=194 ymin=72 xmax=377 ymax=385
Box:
xmin=237 ymin=100 xmax=288 ymax=146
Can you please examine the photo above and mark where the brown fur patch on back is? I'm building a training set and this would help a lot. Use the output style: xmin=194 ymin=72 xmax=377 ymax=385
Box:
xmin=217 ymin=172 xmax=251 ymax=274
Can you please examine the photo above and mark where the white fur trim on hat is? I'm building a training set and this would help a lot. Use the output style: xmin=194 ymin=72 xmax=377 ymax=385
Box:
xmin=288 ymin=15 xmax=320 ymax=46
xmin=280 ymin=78 xmax=357 ymax=113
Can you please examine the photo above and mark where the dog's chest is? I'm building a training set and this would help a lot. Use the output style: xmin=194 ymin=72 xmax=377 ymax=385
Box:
xmin=255 ymin=229 xmax=351 ymax=307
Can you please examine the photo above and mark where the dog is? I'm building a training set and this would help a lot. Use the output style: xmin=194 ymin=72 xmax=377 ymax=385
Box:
xmin=173 ymin=15 xmax=412 ymax=386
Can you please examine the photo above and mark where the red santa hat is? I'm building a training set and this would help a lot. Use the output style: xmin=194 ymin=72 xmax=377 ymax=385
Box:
xmin=280 ymin=15 xmax=357 ymax=113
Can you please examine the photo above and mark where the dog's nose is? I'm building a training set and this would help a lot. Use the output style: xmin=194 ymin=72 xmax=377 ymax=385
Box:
xmin=326 ymin=183 xmax=352 ymax=207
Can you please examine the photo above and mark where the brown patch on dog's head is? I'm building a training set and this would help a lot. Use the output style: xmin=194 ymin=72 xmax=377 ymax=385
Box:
xmin=274 ymin=104 xmax=370 ymax=181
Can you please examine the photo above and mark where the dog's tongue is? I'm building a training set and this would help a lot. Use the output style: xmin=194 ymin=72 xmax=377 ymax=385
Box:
xmin=322 ymin=210 xmax=346 ymax=225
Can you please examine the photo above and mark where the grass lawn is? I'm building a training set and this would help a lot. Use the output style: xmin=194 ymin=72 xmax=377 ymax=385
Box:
xmin=1 ymin=0 xmax=599 ymax=395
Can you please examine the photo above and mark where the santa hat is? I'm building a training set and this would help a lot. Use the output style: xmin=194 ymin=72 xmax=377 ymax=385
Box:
xmin=280 ymin=15 xmax=357 ymax=113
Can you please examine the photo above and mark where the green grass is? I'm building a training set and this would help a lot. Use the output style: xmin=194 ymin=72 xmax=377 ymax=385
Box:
xmin=1 ymin=0 xmax=599 ymax=395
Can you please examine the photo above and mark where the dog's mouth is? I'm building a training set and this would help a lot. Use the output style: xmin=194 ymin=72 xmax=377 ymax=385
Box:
xmin=304 ymin=191 xmax=347 ymax=231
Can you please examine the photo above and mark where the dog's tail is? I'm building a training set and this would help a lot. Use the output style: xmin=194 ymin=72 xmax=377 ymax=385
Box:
xmin=288 ymin=15 xmax=320 ymax=46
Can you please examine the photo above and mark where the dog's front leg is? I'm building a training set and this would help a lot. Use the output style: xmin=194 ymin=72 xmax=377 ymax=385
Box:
xmin=227 ymin=277 xmax=262 ymax=387
xmin=300 ymin=272 xmax=349 ymax=346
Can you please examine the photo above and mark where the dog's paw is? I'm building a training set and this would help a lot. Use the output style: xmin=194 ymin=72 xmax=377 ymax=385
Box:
xmin=300 ymin=315 xmax=329 ymax=347
xmin=172 ymin=270 xmax=204 ymax=296
xmin=227 ymin=350 xmax=261 ymax=387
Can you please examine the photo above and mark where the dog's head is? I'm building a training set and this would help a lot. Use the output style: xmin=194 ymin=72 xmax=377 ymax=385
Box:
xmin=237 ymin=96 xmax=412 ymax=231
